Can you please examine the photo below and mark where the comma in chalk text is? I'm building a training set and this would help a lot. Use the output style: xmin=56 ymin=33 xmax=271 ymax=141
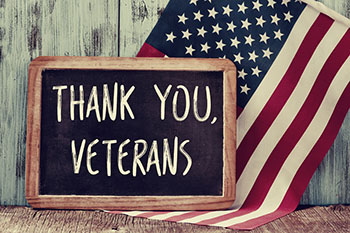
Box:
xmin=51 ymin=82 xmax=217 ymax=177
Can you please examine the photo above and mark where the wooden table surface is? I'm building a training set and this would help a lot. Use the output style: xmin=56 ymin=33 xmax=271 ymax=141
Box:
xmin=0 ymin=0 xmax=349 ymax=207
xmin=0 ymin=205 xmax=349 ymax=233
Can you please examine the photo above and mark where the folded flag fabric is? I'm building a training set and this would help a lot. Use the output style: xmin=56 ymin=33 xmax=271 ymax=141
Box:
xmin=110 ymin=0 xmax=350 ymax=229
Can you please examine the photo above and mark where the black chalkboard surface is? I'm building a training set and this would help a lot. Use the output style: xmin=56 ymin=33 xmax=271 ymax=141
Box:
xmin=26 ymin=56 xmax=236 ymax=210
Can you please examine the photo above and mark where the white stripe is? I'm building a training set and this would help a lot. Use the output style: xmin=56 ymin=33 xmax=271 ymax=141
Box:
xmin=178 ymin=210 xmax=235 ymax=223
xmin=237 ymin=5 xmax=319 ymax=146
xmin=233 ymin=20 xmax=348 ymax=209
xmin=148 ymin=211 xmax=188 ymax=220
xmin=215 ymin=56 xmax=350 ymax=227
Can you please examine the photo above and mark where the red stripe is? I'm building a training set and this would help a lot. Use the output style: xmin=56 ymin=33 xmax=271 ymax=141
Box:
xmin=236 ymin=106 xmax=243 ymax=118
xmin=165 ymin=211 xmax=210 ymax=222
xmin=232 ymin=27 xmax=350 ymax=218
xmin=137 ymin=43 xmax=165 ymax=57
xmin=229 ymin=83 xmax=350 ymax=230
xmin=136 ymin=211 xmax=170 ymax=218
xmin=236 ymin=14 xmax=334 ymax=180
xmin=107 ymin=211 xmax=122 ymax=214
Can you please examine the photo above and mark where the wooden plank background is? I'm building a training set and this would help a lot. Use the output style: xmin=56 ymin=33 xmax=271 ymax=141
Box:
xmin=0 ymin=0 xmax=348 ymax=206
xmin=1 ymin=205 xmax=350 ymax=232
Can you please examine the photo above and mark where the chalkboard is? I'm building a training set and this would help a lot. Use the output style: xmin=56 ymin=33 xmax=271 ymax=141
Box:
xmin=26 ymin=56 xmax=236 ymax=210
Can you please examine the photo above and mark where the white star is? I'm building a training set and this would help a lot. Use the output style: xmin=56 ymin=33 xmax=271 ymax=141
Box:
xmin=185 ymin=45 xmax=195 ymax=56
xmin=178 ymin=13 xmax=188 ymax=24
xmin=260 ymin=32 xmax=270 ymax=44
xmin=166 ymin=32 xmax=176 ymax=43
xmin=208 ymin=7 xmax=218 ymax=19
xmin=252 ymin=0 xmax=263 ymax=11
xmin=234 ymin=53 xmax=244 ymax=64
xmin=248 ymin=51 xmax=259 ymax=62
xmin=267 ymin=0 xmax=276 ymax=8
xmin=238 ymin=2 xmax=248 ymax=14
xmin=274 ymin=29 xmax=284 ymax=40
xmin=284 ymin=11 xmax=293 ymax=22
xmin=222 ymin=4 xmax=233 ymax=17
xmin=271 ymin=14 xmax=280 ymax=25
xmin=212 ymin=23 xmax=222 ymax=35
xmin=252 ymin=66 xmax=262 ymax=77
xmin=194 ymin=10 xmax=203 ymax=22
xmin=240 ymin=84 xmax=250 ymax=95
xmin=244 ymin=34 xmax=255 ymax=46
xmin=190 ymin=0 xmax=198 ymax=5
xmin=295 ymin=0 xmax=303 ymax=3
xmin=226 ymin=21 xmax=236 ymax=32
xmin=182 ymin=29 xmax=192 ymax=40
xmin=230 ymin=37 xmax=240 ymax=48
xmin=262 ymin=47 xmax=273 ymax=59
xmin=200 ymin=42 xmax=211 ymax=53
xmin=256 ymin=16 xmax=266 ymax=27
xmin=216 ymin=40 xmax=226 ymax=51
xmin=219 ymin=55 xmax=227 ymax=59
xmin=238 ymin=69 xmax=247 ymax=79
xmin=197 ymin=26 xmax=207 ymax=37
xmin=282 ymin=0 xmax=291 ymax=6
xmin=241 ymin=18 xmax=252 ymax=30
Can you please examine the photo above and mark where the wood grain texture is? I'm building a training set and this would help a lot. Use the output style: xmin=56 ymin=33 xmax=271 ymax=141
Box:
xmin=0 ymin=0 xmax=349 ymax=206
xmin=0 ymin=0 xmax=119 ymax=206
xmin=119 ymin=0 xmax=168 ymax=57
xmin=0 ymin=205 xmax=349 ymax=232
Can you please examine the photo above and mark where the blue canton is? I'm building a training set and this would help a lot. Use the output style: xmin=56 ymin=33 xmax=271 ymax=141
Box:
xmin=146 ymin=0 xmax=306 ymax=108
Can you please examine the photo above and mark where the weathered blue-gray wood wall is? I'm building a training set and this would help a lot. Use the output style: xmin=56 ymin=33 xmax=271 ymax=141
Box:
xmin=0 ymin=0 xmax=349 ymax=206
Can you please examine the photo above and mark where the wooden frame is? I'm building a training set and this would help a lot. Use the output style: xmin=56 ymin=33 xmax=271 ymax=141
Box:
xmin=26 ymin=56 xmax=236 ymax=210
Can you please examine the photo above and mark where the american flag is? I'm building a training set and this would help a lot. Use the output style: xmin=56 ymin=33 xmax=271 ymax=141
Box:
xmin=112 ymin=0 xmax=350 ymax=229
